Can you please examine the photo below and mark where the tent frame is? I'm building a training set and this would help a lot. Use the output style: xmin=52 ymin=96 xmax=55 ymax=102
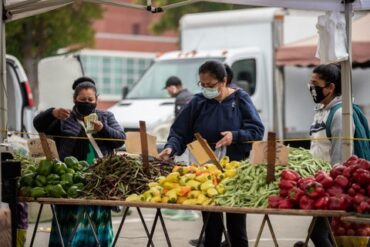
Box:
xmin=0 ymin=0 xmax=363 ymax=204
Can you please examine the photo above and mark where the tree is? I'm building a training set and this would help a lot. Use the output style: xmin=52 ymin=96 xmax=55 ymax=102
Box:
xmin=6 ymin=3 xmax=103 ymax=103
xmin=138 ymin=0 xmax=247 ymax=34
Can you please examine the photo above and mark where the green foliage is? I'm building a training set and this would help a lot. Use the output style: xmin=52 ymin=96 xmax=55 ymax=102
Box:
xmin=137 ymin=0 xmax=247 ymax=34
xmin=6 ymin=3 xmax=103 ymax=61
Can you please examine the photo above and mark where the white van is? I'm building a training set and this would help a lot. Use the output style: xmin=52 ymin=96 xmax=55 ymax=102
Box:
xmin=6 ymin=55 xmax=35 ymax=135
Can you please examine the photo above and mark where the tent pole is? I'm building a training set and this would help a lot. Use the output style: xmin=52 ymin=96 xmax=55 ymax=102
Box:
xmin=341 ymin=1 xmax=353 ymax=162
xmin=0 ymin=0 xmax=6 ymax=205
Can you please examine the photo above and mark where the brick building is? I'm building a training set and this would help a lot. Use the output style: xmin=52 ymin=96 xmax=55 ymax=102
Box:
xmin=93 ymin=1 xmax=179 ymax=53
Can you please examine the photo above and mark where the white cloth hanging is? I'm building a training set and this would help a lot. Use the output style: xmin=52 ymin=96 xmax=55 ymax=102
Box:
xmin=316 ymin=11 xmax=348 ymax=64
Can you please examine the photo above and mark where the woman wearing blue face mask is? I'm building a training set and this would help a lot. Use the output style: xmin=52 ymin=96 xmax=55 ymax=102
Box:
xmin=158 ymin=60 xmax=264 ymax=247
xmin=33 ymin=76 xmax=125 ymax=247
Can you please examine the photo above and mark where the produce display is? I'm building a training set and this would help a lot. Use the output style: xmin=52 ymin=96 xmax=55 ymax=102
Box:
xmin=269 ymin=155 xmax=370 ymax=213
xmin=331 ymin=217 xmax=370 ymax=237
xmin=125 ymin=158 xmax=239 ymax=205
xmin=82 ymin=154 xmax=177 ymax=199
xmin=18 ymin=156 xmax=87 ymax=198
xmin=215 ymin=148 xmax=331 ymax=208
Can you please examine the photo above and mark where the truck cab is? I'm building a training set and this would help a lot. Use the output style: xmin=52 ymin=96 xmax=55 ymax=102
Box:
xmin=108 ymin=47 xmax=268 ymax=144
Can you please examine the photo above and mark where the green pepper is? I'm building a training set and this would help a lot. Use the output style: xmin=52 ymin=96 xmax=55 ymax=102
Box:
xmin=19 ymin=186 xmax=32 ymax=197
xmin=52 ymin=161 xmax=67 ymax=175
xmin=67 ymin=185 xmax=81 ymax=198
xmin=79 ymin=160 xmax=89 ymax=169
xmin=37 ymin=159 xmax=53 ymax=176
xmin=31 ymin=187 xmax=47 ymax=198
xmin=64 ymin=156 xmax=79 ymax=169
xmin=19 ymin=173 xmax=35 ymax=187
xmin=66 ymin=168 xmax=75 ymax=174
xmin=61 ymin=173 xmax=74 ymax=185
xmin=74 ymin=183 xmax=85 ymax=190
xmin=73 ymin=172 xmax=85 ymax=184
xmin=35 ymin=175 xmax=47 ymax=187
xmin=45 ymin=184 xmax=67 ymax=198
xmin=60 ymin=181 xmax=71 ymax=191
xmin=46 ymin=174 xmax=60 ymax=185
xmin=27 ymin=165 xmax=37 ymax=173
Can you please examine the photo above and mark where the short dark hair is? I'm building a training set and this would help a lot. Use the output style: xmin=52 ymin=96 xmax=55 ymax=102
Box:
xmin=72 ymin=76 xmax=97 ymax=100
xmin=313 ymin=64 xmax=341 ymax=95
xmin=164 ymin=76 xmax=182 ymax=88
xmin=224 ymin=64 xmax=233 ymax=85
xmin=199 ymin=60 xmax=226 ymax=82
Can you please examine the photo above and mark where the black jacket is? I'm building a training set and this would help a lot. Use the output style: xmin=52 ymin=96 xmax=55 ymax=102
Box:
xmin=174 ymin=89 xmax=193 ymax=117
xmin=33 ymin=108 xmax=125 ymax=161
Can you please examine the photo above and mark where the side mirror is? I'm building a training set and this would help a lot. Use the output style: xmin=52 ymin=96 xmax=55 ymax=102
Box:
xmin=122 ymin=86 xmax=129 ymax=99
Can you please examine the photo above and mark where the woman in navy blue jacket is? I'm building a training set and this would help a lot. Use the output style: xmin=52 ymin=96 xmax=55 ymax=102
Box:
xmin=158 ymin=61 xmax=264 ymax=247
xmin=34 ymin=77 xmax=125 ymax=247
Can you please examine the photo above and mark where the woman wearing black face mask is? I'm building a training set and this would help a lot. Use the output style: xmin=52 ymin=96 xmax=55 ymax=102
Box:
xmin=295 ymin=64 xmax=350 ymax=247
xmin=33 ymin=76 xmax=125 ymax=247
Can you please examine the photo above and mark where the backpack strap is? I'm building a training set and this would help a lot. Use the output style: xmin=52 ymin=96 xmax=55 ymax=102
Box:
xmin=326 ymin=103 xmax=342 ymax=139
xmin=235 ymin=89 xmax=240 ymax=108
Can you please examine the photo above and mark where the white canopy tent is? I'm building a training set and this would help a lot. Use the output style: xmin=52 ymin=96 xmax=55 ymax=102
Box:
xmin=1 ymin=0 xmax=369 ymax=203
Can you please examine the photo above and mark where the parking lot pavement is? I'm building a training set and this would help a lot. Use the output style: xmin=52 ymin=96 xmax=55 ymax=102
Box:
xmin=26 ymin=208 xmax=314 ymax=247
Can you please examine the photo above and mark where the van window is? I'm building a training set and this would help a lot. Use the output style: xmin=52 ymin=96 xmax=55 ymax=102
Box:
xmin=127 ymin=57 xmax=225 ymax=99
xmin=231 ymin=59 xmax=256 ymax=95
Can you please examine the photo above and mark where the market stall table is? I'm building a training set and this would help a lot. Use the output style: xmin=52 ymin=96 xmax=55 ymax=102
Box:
xmin=20 ymin=197 xmax=350 ymax=247
xmin=341 ymin=216 xmax=370 ymax=225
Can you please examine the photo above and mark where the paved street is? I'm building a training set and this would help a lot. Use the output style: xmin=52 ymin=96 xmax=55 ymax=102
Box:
xmin=26 ymin=207 xmax=314 ymax=247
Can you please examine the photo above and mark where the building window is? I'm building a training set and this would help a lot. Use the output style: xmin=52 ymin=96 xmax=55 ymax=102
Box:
xmin=80 ymin=53 xmax=154 ymax=100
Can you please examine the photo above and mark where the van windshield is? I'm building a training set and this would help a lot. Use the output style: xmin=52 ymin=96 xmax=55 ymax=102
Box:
xmin=127 ymin=57 xmax=225 ymax=99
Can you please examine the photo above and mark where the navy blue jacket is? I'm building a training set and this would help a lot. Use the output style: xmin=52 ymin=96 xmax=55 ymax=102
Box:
xmin=33 ymin=108 xmax=125 ymax=161
xmin=165 ymin=90 xmax=264 ymax=161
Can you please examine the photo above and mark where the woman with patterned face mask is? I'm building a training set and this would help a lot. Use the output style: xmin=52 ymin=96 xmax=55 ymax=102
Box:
xmin=33 ymin=76 xmax=125 ymax=247
xmin=158 ymin=60 xmax=264 ymax=247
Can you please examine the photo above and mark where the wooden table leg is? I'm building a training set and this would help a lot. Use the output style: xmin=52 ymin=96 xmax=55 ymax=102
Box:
xmin=158 ymin=209 xmax=172 ymax=247
xmin=304 ymin=217 xmax=317 ymax=247
xmin=85 ymin=211 xmax=101 ymax=247
xmin=265 ymin=215 xmax=279 ymax=247
xmin=137 ymin=208 xmax=155 ymax=247
xmin=50 ymin=204 xmax=65 ymax=247
xmin=112 ymin=207 xmax=131 ymax=247
xmin=29 ymin=204 xmax=43 ymax=247
xmin=254 ymin=214 xmax=267 ymax=247
xmin=324 ymin=217 xmax=338 ymax=247
xmin=196 ymin=213 xmax=210 ymax=247
xmin=66 ymin=209 xmax=84 ymax=247
xmin=220 ymin=213 xmax=231 ymax=247
xmin=146 ymin=209 xmax=160 ymax=247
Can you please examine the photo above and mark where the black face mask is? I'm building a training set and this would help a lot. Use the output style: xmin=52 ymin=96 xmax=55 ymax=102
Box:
xmin=75 ymin=101 xmax=96 ymax=116
xmin=309 ymin=85 xmax=328 ymax=104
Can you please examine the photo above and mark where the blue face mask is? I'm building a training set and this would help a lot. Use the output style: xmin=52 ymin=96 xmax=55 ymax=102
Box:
xmin=201 ymin=87 xmax=220 ymax=99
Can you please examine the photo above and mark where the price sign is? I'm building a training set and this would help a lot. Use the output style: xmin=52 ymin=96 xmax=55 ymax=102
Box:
xmin=27 ymin=135 xmax=59 ymax=160
xmin=249 ymin=141 xmax=288 ymax=165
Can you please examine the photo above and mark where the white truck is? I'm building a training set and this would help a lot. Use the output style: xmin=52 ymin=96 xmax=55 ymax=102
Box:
xmin=37 ymin=49 xmax=155 ymax=111
xmin=108 ymin=8 xmax=323 ymax=146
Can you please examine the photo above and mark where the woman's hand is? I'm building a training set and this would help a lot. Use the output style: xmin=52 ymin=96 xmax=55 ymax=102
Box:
xmin=52 ymin=108 xmax=71 ymax=120
xmin=92 ymin=120 xmax=104 ymax=132
xmin=157 ymin=147 xmax=172 ymax=160
xmin=216 ymin=131 xmax=233 ymax=148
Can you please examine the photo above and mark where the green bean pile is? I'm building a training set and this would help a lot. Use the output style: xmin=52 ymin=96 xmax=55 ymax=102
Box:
xmin=215 ymin=147 xmax=331 ymax=208
xmin=83 ymin=154 xmax=176 ymax=200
